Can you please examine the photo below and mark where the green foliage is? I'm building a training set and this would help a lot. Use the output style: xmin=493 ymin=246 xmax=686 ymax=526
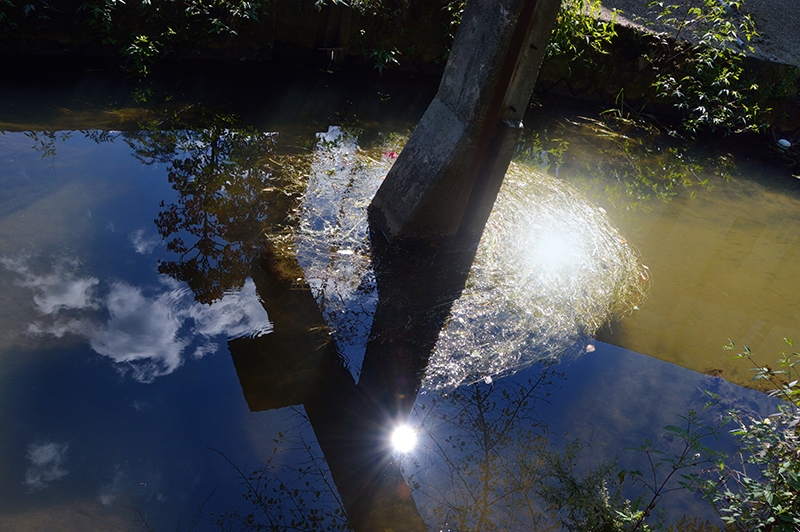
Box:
xmin=711 ymin=409 xmax=800 ymax=531
xmin=367 ymin=42 xmax=401 ymax=74
xmin=536 ymin=440 xmax=635 ymax=532
xmin=695 ymin=340 xmax=800 ymax=530
xmin=311 ymin=0 xmax=413 ymax=72
xmin=0 ymin=0 xmax=58 ymax=42
xmin=644 ymin=0 xmax=763 ymax=134
xmin=440 ymin=0 xmax=617 ymax=66
xmin=526 ymin=409 xmax=726 ymax=532
xmin=442 ymin=0 xmax=466 ymax=44
xmin=622 ymin=411 xmax=723 ymax=531
xmin=547 ymin=0 xmax=617 ymax=64
xmin=532 ymin=421 xmax=726 ymax=532
xmin=0 ymin=0 xmax=270 ymax=75
xmin=403 ymin=368 xmax=726 ymax=531
xmin=125 ymin=33 xmax=163 ymax=76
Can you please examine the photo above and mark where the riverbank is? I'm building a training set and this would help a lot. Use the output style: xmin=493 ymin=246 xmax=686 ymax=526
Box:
xmin=0 ymin=1 xmax=798 ymax=150
xmin=603 ymin=0 xmax=800 ymax=68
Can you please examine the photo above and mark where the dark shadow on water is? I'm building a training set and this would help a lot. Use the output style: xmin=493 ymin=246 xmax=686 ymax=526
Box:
xmin=229 ymin=227 xmax=480 ymax=531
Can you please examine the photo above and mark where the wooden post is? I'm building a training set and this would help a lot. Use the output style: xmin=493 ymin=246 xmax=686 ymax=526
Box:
xmin=369 ymin=0 xmax=561 ymax=243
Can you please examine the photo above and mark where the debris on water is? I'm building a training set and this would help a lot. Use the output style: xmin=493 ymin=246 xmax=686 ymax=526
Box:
xmin=777 ymin=139 xmax=791 ymax=150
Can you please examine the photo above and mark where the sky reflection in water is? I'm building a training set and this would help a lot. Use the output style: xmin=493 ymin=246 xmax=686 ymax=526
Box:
xmin=0 ymin=121 xmax=781 ymax=531
xmin=3 ymin=254 xmax=271 ymax=382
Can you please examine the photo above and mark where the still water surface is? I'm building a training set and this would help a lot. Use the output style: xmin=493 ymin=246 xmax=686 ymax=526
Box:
xmin=0 ymin=70 xmax=794 ymax=530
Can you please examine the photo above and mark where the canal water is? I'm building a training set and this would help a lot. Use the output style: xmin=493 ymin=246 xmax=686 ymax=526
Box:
xmin=0 ymin=67 xmax=793 ymax=530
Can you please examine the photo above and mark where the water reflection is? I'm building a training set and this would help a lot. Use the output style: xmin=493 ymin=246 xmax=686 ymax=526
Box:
xmin=7 ymin=116 xmax=650 ymax=389
xmin=229 ymin=223 xmax=477 ymax=530
xmin=293 ymin=126 xmax=389 ymax=376
xmin=2 ymin=253 xmax=270 ymax=382
xmin=211 ymin=408 xmax=352 ymax=531
xmin=24 ymin=441 xmax=70 ymax=493
xmin=239 ymin=127 xmax=647 ymax=390
xmin=2 ymin=89 xmax=790 ymax=530
xmin=405 ymin=373 xmax=556 ymax=531
xmin=429 ymin=164 xmax=649 ymax=389
xmin=216 ymin=124 xmax=647 ymax=529
xmin=130 ymin=228 xmax=162 ymax=254
xmin=127 ymin=123 xmax=293 ymax=305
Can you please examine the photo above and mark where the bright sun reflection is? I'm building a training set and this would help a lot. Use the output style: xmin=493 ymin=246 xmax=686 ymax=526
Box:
xmin=529 ymin=230 xmax=578 ymax=273
xmin=391 ymin=425 xmax=417 ymax=453
xmin=423 ymin=163 xmax=650 ymax=390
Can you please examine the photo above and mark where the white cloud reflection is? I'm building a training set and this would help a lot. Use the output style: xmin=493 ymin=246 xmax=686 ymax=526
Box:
xmin=23 ymin=441 xmax=69 ymax=492
xmin=3 ymin=255 xmax=272 ymax=383
xmin=1 ymin=256 xmax=100 ymax=315
xmin=89 ymin=281 xmax=188 ymax=382
xmin=129 ymin=229 xmax=161 ymax=254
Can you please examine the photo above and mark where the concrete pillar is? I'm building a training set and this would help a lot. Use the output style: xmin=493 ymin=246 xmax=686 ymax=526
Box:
xmin=369 ymin=0 xmax=561 ymax=243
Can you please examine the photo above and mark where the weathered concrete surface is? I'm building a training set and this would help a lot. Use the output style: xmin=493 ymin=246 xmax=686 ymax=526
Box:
xmin=369 ymin=0 xmax=561 ymax=243
xmin=600 ymin=0 xmax=800 ymax=68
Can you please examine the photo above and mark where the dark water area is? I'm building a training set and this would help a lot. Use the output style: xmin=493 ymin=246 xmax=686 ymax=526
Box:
xmin=0 ymin=66 xmax=791 ymax=530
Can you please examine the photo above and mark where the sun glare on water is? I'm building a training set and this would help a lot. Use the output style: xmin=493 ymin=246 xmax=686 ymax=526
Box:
xmin=525 ymin=229 xmax=581 ymax=279
xmin=391 ymin=425 xmax=417 ymax=453
xmin=291 ymin=130 xmax=649 ymax=391
xmin=425 ymin=163 xmax=650 ymax=389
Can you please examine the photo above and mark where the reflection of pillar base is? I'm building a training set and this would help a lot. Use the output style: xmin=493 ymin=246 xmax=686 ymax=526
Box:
xmin=229 ymin=252 xmax=350 ymax=412
xmin=229 ymin=335 xmax=343 ymax=411
xmin=229 ymin=247 xmax=427 ymax=531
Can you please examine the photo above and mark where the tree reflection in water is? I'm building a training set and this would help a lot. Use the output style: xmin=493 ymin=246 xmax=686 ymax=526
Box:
xmin=212 ymin=408 xmax=350 ymax=532
xmin=407 ymin=373 xmax=559 ymax=531
xmin=125 ymin=118 xmax=308 ymax=304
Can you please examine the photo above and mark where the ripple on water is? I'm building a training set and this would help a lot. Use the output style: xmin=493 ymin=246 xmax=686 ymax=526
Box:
xmin=291 ymin=129 xmax=648 ymax=389
xmin=424 ymin=163 xmax=650 ymax=390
